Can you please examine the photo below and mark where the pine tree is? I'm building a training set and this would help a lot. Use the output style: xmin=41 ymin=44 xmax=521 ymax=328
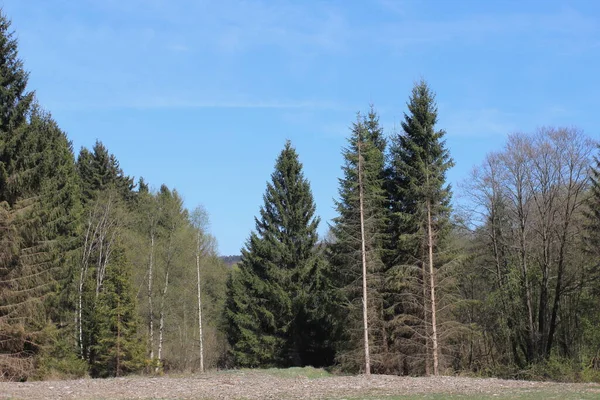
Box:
xmin=387 ymin=80 xmax=454 ymax=375
xmin=78 ymin=190 xmax=126 ymax=360
xmin=225 ymin=141 xmax=334 ymax=367
xmin=0 ymin=10 xmax=34 ymax=204
xmin=89 ymin=247 xmax=144 ymax=378
xmin=0 ymin=13 xmax=82 ymax=377
xmin=75 ymin=142 xmax=141 ymax=375
xmin=77 ymin=141 xmax=134 ymax=203
xmin=329 ymin=108 xmax=389 ymax=373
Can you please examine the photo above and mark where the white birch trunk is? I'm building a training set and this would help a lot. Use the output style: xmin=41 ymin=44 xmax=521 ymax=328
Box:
xmin=148 ymin=233 xmax=155 ymax=362
xmin=196 ymin=230 xmax=205 ymax=373
xmin=156 ymin=269 xmax=169 ymax=373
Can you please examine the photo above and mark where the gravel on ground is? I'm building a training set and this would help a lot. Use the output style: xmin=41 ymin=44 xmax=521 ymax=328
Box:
xmin=1 ymin=371 xmax=599 ymax=400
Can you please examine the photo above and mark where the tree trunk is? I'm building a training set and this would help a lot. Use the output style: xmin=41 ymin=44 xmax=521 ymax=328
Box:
xmin=148 ymin=233 xmax=155 ymax=362
xmin=519 ymin=214 xmax=536 ymax=362
xmin=422 ymin=257 xmax=431 ymax=376
xmin=358 ymin=140 xmax=370 ymax=376
xmin=427 ymin=201 xmax=439 ymax=376
xmin=196 ymin=230 xmax=205 ymax=373
xmin=77 ymin=217 xmax=94 ymax=359
xmin=156 ymin=269 xmax=169 ymax=373
xmin=116 ymin=297 xmax=121 ymax=377
xmin=547 ymin=197 xmax=575 ymax=356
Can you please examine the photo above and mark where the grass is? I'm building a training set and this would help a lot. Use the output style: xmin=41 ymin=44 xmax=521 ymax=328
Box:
xmin=102 ymin=392 xmax=600 ymax=400
xmin=238 ymin=365 xmax=334 ymax=379
xmin=339 ymin=390 xmax=600 ymax=400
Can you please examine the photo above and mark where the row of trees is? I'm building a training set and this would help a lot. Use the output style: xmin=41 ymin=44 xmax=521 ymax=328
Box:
xmin=224 ymin=86 xmax=600 ymax=378
xmin=0 ymin=14 xmax=227 ymax=380
xmin=1 ymin=7 xmax=599 ymax=380
xmin=225 ymin=82 xmax=456 ymax=376
xmin=458 ymin=127 xmax=599 ymax=373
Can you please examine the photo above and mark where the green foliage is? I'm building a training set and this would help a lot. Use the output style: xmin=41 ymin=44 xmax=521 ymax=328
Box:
xmin=242 ymin=366 xmax=333 ymax=379
xmin=128 ymin=186 xmax=229 ymax=372
xmin=384 ymin=80 xmax=455 ymax=374
xmin=0 ymin=9 xmax=83 ymax=379
xmin=76 ymin=140 xmax=134 ymax=203
xmin=328 ymin=107 xmax=389 ymax=372
xmin=226 ymin=141 xmax=335 ymax=368
xmin=0 ymin=13 xmax=33 ymax=143
xmin=387 ymin=79 xmax=454 ymax=264
xmin=89 ymin=248 xmax=144 ymax=378
xmin=487 ymin=356 xmax=600 ymax=384
xmin=0 ymin=4 xmax=598 ymax=383
xmin=34 ymin=323 xmax=88 ymax=380
xmin=586 ymin=149 xmax=600 ymax=259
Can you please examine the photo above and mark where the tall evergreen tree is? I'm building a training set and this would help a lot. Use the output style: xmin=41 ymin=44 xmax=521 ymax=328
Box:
xmin=77 ymin=141 xmax=134 ymax=203
xmin=225 ymin=141 xmax=334 ymax=367
xmin=0 ymin=10 xmax=82 ymax=377
xmin=89 ymin=247 xmax=144 ymax=378
xmin=387 ymin=80 xmax=454 ymax=375
xmin=329 ymin=108 xmax=389 ymax=373
xmin=0 ymin=12 xmax=34 ymax=204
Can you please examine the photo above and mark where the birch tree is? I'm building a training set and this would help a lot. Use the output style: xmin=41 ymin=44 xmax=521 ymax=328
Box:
xmin=190 ymin=206 xmax=210 ymax=373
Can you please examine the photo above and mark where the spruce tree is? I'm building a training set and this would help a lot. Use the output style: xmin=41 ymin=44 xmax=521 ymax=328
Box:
xmin=329 ymin=108 xmax=389 ymax=373
xmin=0 ymin=11 xmax=34 ymax=204
xmin=77 ymin=141 xmax=134 ymax=203
xmin=75 ymin=142 xmax=141 ymax=375
xmin=386 ymin=80 xmax=454 ymax=375
xmin=89 ymin=247 xmax=144 ymax=377
xmin=225 ymin=141 xmax=333 ymax=367
xmin=0 ymin=10 xmax=82 ymax=376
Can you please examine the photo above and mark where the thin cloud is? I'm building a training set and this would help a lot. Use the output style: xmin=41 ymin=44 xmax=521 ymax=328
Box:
xmin=376 ymin=0 xmax=409 ymax=15
xmin=168 ymin=43 xmax=190 ymax=52
xmin=440 ymin=108 xmax=518 ymax=138
xmin=379 ymin=7 xmax=598 ymax=50
xmin=131 ymin=98 xmax=344 ymax=110
xmin=47 ymin=97 xmax=345 ymax=112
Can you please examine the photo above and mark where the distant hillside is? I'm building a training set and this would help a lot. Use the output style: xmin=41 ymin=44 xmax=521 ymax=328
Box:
xmin=220 ymin=255 xmax=241 ymax=267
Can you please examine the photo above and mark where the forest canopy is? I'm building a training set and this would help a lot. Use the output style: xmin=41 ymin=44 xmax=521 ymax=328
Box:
xmin=0 ymin=10 xmax=599 ymax=383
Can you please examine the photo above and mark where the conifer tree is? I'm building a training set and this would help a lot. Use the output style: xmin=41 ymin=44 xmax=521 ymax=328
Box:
xmin=0 ymin=11 xmax=34 ymax=204
xmin=387 ymin=80 xmax=454 ymax=375
xmin=0 ymin=10 xmax=82 ymax=376
xmin=77 ymin=173 xmax=142 ymax=376
xmin=225 ymin=141 xmax=334 ymax=367
xmin=77 ymin=141 xmax=134 ymax=203
xmin=329 ymin=108 xmax=389 ymax=373
xmin=89 ymin=247 xmax=144 ymax=377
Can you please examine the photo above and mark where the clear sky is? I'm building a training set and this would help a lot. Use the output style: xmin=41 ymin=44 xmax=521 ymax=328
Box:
xmin=3 ymin=0 xmax=599 ymax=255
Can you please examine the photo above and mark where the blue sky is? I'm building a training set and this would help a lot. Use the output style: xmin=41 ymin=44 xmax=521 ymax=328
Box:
xmin=3 ymin=0 xmax=599 ymax=255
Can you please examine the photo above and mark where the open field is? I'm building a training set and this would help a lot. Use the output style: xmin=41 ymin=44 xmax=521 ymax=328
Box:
xmin=1 ymin=368 xmax=599 ymax=400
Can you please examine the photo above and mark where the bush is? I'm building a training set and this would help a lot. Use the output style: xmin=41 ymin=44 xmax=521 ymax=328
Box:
xmin=36 ymin=353 xmax=89 ymax=381
xmin=33 ymin=324 xmax=89 ymax=380
xmin=508 ymin=357 xmax=600 ymax=383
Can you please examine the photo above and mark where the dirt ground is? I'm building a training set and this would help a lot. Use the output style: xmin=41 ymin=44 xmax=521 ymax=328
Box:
xmin=1 ymin=370 xmax=600 ymax=400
